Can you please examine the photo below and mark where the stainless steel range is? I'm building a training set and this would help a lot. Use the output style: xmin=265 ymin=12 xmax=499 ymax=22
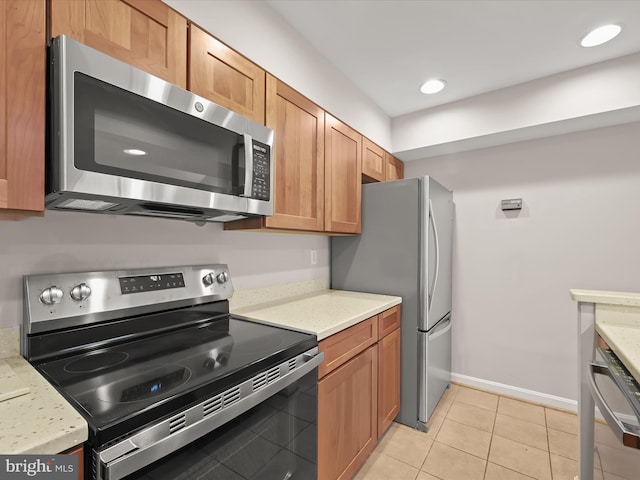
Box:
xmin=21 ymin=265 xmax=322 ymax=480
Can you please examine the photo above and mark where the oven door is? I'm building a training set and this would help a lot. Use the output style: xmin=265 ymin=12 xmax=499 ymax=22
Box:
xmin=93 ymin=348 xmax=322 ymax=480
xmin=589 ymin=348 xmax=640 ymax=479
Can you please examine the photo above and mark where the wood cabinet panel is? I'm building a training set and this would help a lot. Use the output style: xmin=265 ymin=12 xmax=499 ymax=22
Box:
xmin=50 ymin=0 xmax=187 ymax=88
xmin=0 ymin=0 xmax=45 ymax=218
xmin=325 ymin=114 xmax=362 ymax=234
xmin=362 ymin=137 xmax=385 ymax=182
xmin=386 ymin=153 xmax=404 ymax=181
xmin=378 ymin=327 xmax=401 ymax=438
xmin=318 ymin=316 xmax=377 ymax=379
xmin=60 ymin=444 xmax=84 ymax=480
xmin=378 ymin=305 xmax=401 ymax=339
xmin=189 ymin=24 xmax=265 ymax=124
xmin=318 ymin=345 xmax=378 ymax=480
xmin=265 ymin=75 xmax=324 ymax=230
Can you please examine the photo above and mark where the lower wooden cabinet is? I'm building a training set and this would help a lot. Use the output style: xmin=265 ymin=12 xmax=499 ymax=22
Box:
xmin=318 ymin=345 xmax=378 ymax=480
xmin=317 ymin=306 xmax=401 ymax=480
xmin=378 ymin=327 xmax=401 ymax=437
xmin=60 ymin=444 xmax=84 ymax=480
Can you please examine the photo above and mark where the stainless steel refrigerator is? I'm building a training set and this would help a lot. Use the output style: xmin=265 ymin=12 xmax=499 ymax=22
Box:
xmin=331 ymin=176 xmax=453 ymax=430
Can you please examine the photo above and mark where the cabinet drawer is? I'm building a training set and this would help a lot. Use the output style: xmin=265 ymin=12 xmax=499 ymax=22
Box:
xmin=378 ymin=306 xmax=400 ymax=338
xmin=318 ymin=316 xmax=377 ymax=379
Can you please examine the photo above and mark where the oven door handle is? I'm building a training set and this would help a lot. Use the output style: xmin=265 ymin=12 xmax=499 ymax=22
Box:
xmin=589 ymin=362 xmax=640 ymax=449
xmin=99 ymin=347 xmax=324 ymax=480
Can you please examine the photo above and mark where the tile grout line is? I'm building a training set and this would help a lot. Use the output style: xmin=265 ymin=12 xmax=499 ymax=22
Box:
xmin=482 ymin=396 xmax=499 ymax=480
xmin=544 ymin=408 xmax=554 ymax=480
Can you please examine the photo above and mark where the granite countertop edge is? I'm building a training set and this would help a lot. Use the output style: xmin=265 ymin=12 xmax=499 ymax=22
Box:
xmin=570 ymin=289 xmax=640 ymax=307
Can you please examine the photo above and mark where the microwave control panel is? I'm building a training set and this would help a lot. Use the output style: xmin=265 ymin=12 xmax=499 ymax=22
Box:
xmin=251 ymin=141 xmax=271 ymax=201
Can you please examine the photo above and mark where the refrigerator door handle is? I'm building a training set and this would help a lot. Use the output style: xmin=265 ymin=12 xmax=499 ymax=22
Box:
xmin=429 ymin=315 xmax=451 ymax=340
xmin=428 ymin=199 xmax=440 ymax=312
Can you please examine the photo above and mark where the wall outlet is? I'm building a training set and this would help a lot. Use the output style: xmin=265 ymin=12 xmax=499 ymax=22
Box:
xmin=310 ymin=249 xmax=317 ymax=265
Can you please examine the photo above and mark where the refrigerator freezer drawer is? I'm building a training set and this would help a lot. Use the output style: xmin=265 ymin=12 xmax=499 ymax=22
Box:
xmin=418 ymin=315 xmax=452 ymax=426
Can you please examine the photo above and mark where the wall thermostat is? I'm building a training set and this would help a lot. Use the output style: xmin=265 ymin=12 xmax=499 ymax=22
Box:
xmin=501 ymin=198 xmax=522 ymax=211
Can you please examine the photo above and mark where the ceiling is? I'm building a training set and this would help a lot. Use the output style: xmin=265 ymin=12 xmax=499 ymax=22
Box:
xmin=265 ymin=1 xmax=640 ymax=118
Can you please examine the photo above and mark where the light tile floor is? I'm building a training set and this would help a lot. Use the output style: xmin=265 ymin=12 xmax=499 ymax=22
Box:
xmin=354 ymin=384 xmax=582 ymax=480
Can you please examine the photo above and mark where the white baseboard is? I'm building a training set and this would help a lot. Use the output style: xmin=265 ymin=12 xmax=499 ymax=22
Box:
xmin=451 ymin=372 xmax=578 ymax=412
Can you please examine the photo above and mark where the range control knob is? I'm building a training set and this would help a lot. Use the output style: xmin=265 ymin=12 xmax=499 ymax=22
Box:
xmin=202 ymin=273 xmax=215 ymax=287
xmin=39 ymin=286 xmax=63 ymax=306
xmin=216 ymin=272 xmax=229 ymax=284
xmin=70 ymin=283 xmax=92 ymax=302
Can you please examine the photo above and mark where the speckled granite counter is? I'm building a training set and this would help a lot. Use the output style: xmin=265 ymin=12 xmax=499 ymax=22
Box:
xmin=571 ymin=289 xmax=640 ymax=382
xmin=232 ymin=289 xmax=402 ymax=340
xmin=0 ymin=329 xmax=87 ymax=454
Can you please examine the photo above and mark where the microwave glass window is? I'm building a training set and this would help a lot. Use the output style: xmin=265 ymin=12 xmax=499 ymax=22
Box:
xmin=73 ymin=72 xmax=245 ymax=195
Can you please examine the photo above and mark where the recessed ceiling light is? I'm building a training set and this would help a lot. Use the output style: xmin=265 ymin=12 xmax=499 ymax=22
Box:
xmin=580 ymin=24 xmax=621 ymax=47
xmin=420 ymin=79 xmax=446 ymax=95
xmin=123 ymin=148 xmax=147 ymax=156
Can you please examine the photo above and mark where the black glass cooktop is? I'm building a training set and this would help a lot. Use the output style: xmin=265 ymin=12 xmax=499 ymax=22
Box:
xmin=34 ymin=314 xmax=316 ymax=446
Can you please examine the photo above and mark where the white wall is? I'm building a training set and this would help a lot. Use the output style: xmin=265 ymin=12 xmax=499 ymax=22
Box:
xmin=0 ymin=212 xmax=329 ymax=330
xmin=405 ymin=121 xmax=640 ymax=402
xmin=164 ymin=0 xmax=392 ymax=150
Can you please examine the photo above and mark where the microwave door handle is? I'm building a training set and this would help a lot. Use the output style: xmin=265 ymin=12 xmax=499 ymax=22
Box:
xmin=242 ymin=133 xmax=253 ymax=198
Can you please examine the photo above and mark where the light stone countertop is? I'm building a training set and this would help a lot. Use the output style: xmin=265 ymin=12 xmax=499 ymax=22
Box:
xmin=0 ymin=328 xmax=88 ymax=454
xmin=232 ymin=289 xmax=402 ymax=340
xmin=570 ymin=290 xmax=640 ymax=383
xmin=570 ymin=289 xmax=640 ymax=307
xmin=594 ymin=303 xmax=640 ymax=383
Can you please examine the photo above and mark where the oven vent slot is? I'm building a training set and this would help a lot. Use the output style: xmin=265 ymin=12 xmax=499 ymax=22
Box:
xmin=169 ymin=413 xmax=186 ymax=434
xmin=252 ymin=366 xmax=282 ymax=392
xmin=267 ymin=366 xmax=280 ymax=384
xmin=223 ymin=386 xmax=240 ymax=406
xmin=252 ymin=372 xmax=268 ymax=391
xmin=288 ymin=358 xmax=297 ymax=371
xmin=203 ymin=394 xmax=223 ymax=417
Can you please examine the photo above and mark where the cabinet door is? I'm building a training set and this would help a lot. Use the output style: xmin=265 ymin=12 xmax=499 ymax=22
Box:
xmin=362 ymin=137 xmax=385 ymax=182
xmin=265 ymin=75 xmax=325 ymax=230
xmin=378 ymin=328 xmax=401 ymax=438
xmin=189 ymin=25 xmax=265 ymax=124
xmin=0 ymin=0 xmax=45 ymax=218
xmin=60 ymin=444 xmax=84 ymax=480
xmin=50 ymin=0 xmax=187 ymax=88
xmin=318 ymin=345 xmax=377 ymax=480
xmin=325 ymin=114 xmax=362 ymax=234
xmin=386 ymin=153 xmax=404 ymax=181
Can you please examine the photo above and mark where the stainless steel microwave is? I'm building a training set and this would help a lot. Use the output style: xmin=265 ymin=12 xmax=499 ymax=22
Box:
xmin=46 ymin=35 xmax=273 ymax=224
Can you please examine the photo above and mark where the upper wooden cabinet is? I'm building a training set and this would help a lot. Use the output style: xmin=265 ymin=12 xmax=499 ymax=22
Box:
xmin=189 ymin=24 xmax=265 ymax=124
xmin=325 ymin=114 xmax=362 ymax=234
xmin=226 ymin=83 xmax=363 ymax=235
xmin=386 ymin=153 xmax=404 ymax=181
xmin=362 ymin=138 xmax=386 ymax=182
xmin=265 ymin=75 xmax=324 ymax=230
xmin=0 ymin=0 xmax=45 ymax=219
xmin=50 ymin=0 xmax=187 ymax=88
